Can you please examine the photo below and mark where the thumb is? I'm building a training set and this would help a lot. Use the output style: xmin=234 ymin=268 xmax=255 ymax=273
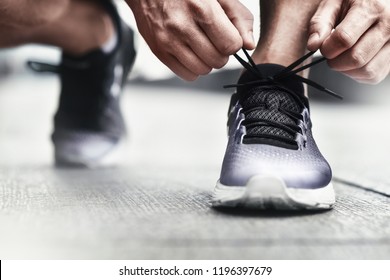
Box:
xmin=308 ymin=0 xmax=341 ymax=51
xmin=219 ymin=0 xmax=255 ymax=50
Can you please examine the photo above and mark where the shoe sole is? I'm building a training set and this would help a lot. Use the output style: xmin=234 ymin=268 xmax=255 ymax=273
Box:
xmin=55 ymin=139 xmax=126 ymax=169
xmin=212 ymin=175 xmax=335 ymax=210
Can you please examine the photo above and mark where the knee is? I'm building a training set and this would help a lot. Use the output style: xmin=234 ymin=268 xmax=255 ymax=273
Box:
xmin=28 ymin=0 xmax=70 ymax=25
xmin=0 ymin=0 xmax=70 ymax=27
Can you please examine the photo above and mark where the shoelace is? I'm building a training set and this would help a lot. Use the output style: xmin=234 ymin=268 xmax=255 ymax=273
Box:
xmin=27 ymin=59 xmax=91 ymax=74
xmin=226 ymin=49 xmax=342 ymax=149
xmin=27 ymin=61 xmax=60 ymax=73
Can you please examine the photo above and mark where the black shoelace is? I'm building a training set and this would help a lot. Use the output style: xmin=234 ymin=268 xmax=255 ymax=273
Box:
xmin=226 ymin=49 xmax=342 ymax=149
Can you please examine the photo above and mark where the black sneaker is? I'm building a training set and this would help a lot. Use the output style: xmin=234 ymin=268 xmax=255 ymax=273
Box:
xmin=212 ymin=50 xmax=341 ymax=209
xmin=28 ymin=0 xmax=136 ymax=167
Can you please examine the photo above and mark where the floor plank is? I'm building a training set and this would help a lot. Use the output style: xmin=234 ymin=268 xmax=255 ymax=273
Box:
xmin=1 ymin=166 xmax=389 ymax=259
xmin=1 ymin=75 xmax=390 ymax=259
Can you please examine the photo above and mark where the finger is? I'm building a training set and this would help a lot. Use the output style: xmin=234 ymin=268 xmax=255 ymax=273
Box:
xmin=182 ymin=25 xmax=229 ymax=69
xmin=328 ymin=22 xmax=390 ymax=71
xmin=308 ymin=0 xmax=341 ymax=51
xmin=177 ymin=23 xmax=230 ymax=69
xmin=195 ymin=1 xmax=243 ymax=55
xmin=321 ymin=5 xmax=378 ymax=59
xmin=174 ymin=44 xmax=213 ymax=76
xmin=158 ymin=35 xmax=214 ymax=77
xmin=341 ymin=43 xmax=390 ymax=84
xmin=218 ymin=0 xmax=255 ymax=50
xmin=187 ymin=33 xmax=229 ymax=69
xmin=159 ymin=53 xmax=199 ymax=81
xmin=154 ymin=11 xmax=230 ymax=70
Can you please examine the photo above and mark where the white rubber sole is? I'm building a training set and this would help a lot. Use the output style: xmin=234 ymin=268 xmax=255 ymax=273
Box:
xmin=55 ymin=139 xmax=126 ymax=169
xmin=212 ymin=175 xmax=335 ymax=210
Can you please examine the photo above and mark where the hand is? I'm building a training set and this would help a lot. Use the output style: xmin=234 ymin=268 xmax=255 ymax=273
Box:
xmin=126 ymin=0 xmax=255 ymax=81
xmin=308 ymin=0 xmax=390 ymax=84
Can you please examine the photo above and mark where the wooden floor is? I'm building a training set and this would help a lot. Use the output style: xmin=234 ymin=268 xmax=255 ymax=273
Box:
xmin=0 ymin=73 xmax=389 ymax=259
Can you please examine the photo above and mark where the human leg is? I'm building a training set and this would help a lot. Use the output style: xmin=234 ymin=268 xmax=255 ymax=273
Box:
xmin=0 ymin=0 xmax=114 ymax=55
xmin=0 ymin=0 xmax=136 ymax=167
xmin=0 ymin=0 xmax=69 ymax=27
xmin=252 ymin=0 xmax=322 ymax=68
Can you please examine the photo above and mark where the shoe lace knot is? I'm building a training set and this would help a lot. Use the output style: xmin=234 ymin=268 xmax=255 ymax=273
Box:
xmin=225 ymin=49 xmax=342 ymax=150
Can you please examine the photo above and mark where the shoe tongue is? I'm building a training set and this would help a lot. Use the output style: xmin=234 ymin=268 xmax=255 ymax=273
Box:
xmin=237 ymin=64 xmax=307 ymax=146
xmin=237 ymin=63 xmax=305 ymax=99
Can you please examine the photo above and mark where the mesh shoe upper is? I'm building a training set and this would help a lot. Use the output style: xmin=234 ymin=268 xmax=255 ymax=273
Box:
xmin=220 ymin=62 xmax=333 ymax=189
xmin=27 ymin=1 xmax=136 ymax=166
xmin=53 ymin=3 xmax=136 ymax=142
